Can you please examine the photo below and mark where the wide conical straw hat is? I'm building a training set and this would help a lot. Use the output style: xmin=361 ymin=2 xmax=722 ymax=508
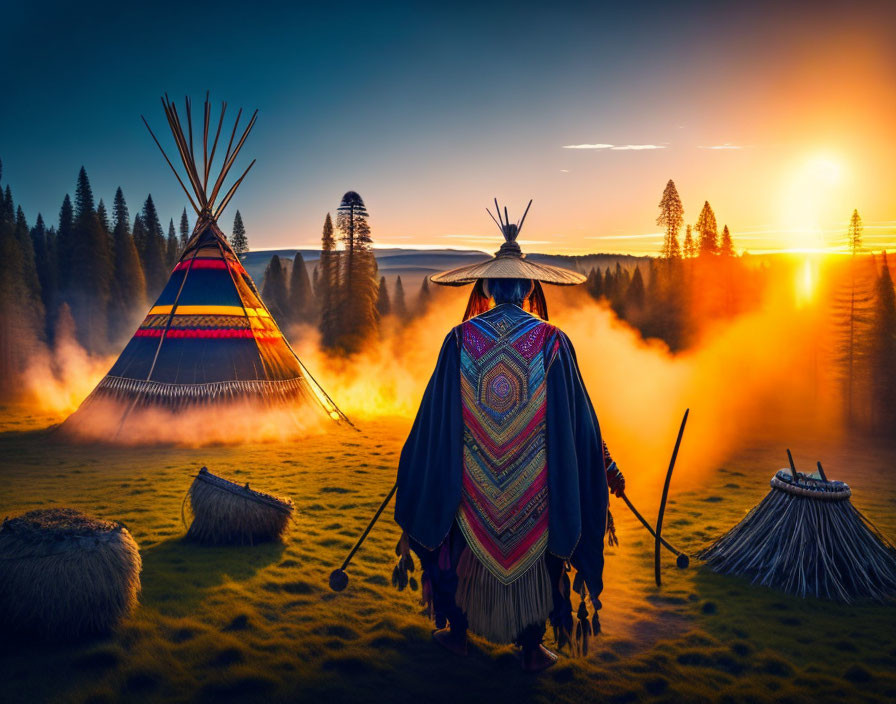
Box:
xmin=430 ymin=200 xmax=586 ymax=286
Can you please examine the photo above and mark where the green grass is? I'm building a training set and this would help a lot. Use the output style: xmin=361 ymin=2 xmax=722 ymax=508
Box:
xmin=1 ymin=414 xmax=895 ymax=703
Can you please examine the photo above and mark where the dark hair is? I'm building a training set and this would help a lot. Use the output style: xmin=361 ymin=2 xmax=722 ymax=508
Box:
xmin=485 ymin=278 xmax=534 ymax=305
xmin=462 ymin=278 xmax=549 ymax=321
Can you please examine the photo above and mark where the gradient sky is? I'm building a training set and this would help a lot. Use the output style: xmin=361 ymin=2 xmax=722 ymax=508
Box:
xmin=2 ymin=1 xmax=895 ymax=255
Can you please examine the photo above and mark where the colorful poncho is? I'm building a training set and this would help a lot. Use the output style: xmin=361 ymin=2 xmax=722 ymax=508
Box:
xmin=456 ymin=306 xmax=559 ymax=585
xmin=395 ymin=303 xmax=609 ymax=643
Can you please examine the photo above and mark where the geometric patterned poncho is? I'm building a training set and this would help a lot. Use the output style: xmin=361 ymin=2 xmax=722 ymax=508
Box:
xmin=395 ymin=302 xmax=609 ymax=643
xmin=456 ymin=305 xmax=560 ymax=585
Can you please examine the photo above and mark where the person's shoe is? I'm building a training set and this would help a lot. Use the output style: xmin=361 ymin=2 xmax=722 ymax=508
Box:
xmin=432 ymin=628 xmax=469 ymax=656
xmin=522 ymin=644 xmax=558 ymax=673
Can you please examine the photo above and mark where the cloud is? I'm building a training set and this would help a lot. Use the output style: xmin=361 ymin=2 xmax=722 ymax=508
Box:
xmin=610 ymin=144 xmax=666 ymax=150
xmin=562 ymin=143 xmax=613 ymax=149
xmin=585 ymin=232 xmax=661 ymax=240
xmin=698 ymin=144 xmax=745 ymax=150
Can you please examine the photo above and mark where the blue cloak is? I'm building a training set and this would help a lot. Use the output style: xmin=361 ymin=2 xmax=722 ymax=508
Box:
xmin=394 ymin=314 xmax=608 ymax=600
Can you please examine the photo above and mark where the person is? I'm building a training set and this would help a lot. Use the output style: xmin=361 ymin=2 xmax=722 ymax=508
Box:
xmin=393 ymin=202 xmax=625 ymax=672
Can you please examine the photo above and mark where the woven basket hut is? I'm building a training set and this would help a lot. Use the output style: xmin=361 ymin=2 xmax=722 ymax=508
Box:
xmin=185 ymin=467 xmax=293 ymax=545
xmin=0 ymin=508 xmax=141 ymax=639
xmin=700 ymin=468 xmax=896 ymax=602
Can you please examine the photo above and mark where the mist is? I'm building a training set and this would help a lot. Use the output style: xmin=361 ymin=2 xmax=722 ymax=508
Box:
xmin=19 ymin=266 xmax=838 ymax=474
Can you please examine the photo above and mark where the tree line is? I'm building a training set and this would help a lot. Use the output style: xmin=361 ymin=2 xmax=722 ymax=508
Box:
xmin=828 ymin=210 xmax=896 ymax=436
xmin=259 ymin=190 xmax=430 ymax=355
xmin=0 ymin=159 xmax=251 ymax=396
xmin=579 ymin=178 xmax=759 ymax=351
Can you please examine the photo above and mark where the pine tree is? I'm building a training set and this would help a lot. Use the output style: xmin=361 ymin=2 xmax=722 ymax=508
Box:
xmin=68 ymin=167 xmax=112 ymax=350
xmin=132 ymin=214 xmax=147 ymax=269
xmin=871 ymin=253 xmax=896 ymax=435
xmin=585 ymin=267 xmax=603 ymax=300
xmin=96 ymin=199 xmax=110 ymax=238
xmin=657 ymin=179 xmax=683 ymax=259
xmin=287 ymin=252 xmax=315 ymax=325
xmin=108 ymin=188 xmax=147 ymax=340
xmin=603 ymin=266 xmax=616 ymax=301
xmin=334 ymin=191 xmax=378 ymax=352
xmin=625 ymin=266 xmax=646 ymax=310
xmin=179 ymin=208 xmax=190 ymax=251
xmin=31 ymin=213 xmax=57 ymax=337
xmin=261 ymin=255 xmax=289 ymax=322
xmin=696 ymin=201 xmax=718 ymax=256
xmin=56 ymin=194 xmax=74 ymax=298
xmin=832 ymin=210 xmax=875 ymax=425
xmin=418 ymin=276 xmax=432 ymax=313
xmin=376 ymin=275 xmax=392 ymax=317
xmin=230 ymin=210 xmax=248 ymax=254
xmin=720 ymin=225 xmax=734 ymax=256
xmin=683 ymin=224 xmax=696 ymax=258
xmin=610 ymin=262 xmax=628 ymax=316
xmin=318 ymin=213 xmax=340 ymax=347
xmin=848 ymin=210 xmax=863 ymax=253
xmin=0 ymin=185 xmax=43 ymax=395
xmin=393 ymin=275 xmax=408 ymax=319
xmin=14 ymin=205 xmax=41 ymax=307
xmin=166 ymin=218 xmax=179 ymax=268
xmin=140 ymin=194 xmax=167 ymax=296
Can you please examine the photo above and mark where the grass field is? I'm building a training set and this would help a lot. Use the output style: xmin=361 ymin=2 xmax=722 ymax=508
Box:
xmin=1 ymin=409 xmax=895 ymax=704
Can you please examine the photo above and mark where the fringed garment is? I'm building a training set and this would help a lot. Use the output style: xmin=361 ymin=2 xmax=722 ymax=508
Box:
xmin=454 ymin=307 xmax=559 ymax=642
xmin=395 ymin=303 xmax=609 ymax=646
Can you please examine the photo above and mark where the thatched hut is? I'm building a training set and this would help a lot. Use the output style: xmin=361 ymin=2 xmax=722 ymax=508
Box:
xmin=185 ymin=467 xmax=294 ymax=545
xmin=700 ymin=468 xmax=896 ymax=602
xmin=0 ymin=508 xmax=141 ymax=639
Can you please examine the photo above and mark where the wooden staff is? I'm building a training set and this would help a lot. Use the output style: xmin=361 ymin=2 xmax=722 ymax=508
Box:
xmin=655 ymin=409 xmax=690 ymax=587
xmin=329 ymin=483 xmax=397 ymax=592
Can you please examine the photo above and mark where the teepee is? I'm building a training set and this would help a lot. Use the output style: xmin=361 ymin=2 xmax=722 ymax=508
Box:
xmin=67 ymin=95 xmax=347 ymax=434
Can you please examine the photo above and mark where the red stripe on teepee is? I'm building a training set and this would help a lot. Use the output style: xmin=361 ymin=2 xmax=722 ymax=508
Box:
xmin=134 ymin=328 xmax=281 ymax=341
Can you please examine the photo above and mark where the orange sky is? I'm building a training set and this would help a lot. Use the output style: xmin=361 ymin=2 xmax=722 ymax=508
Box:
xmin=270 ymin=18 xmax=896 ymax=256
xmin=5 ymin=3 xmax=895 ymax=257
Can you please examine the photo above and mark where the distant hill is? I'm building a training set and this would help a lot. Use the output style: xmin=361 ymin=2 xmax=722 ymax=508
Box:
xmin=239 ymin=248 xmax=651 ymax=292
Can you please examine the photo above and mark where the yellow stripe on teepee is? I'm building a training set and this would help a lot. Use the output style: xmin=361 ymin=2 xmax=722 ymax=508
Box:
xmin=147 ymin=305 xmax=274 ymax=318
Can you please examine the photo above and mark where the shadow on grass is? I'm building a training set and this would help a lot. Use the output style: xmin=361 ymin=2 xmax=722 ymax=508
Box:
xmin=140 ymin=538 xmax=285 ymax=616
xmin=688 ymin=565 xmax=896 ymax=700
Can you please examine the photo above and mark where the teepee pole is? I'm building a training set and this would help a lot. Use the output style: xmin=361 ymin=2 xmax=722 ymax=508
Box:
xmin=206 ymin=102 xmax=227 ymax=190
xmin=164 ymin=97 xmax=206 ymax=205
xmin=209 ymin=110 xmax=258 ymax=208
xmin=162 ymin=98 xmax=206 ymax=208
xmin=214 ymin=160 xmax=256 ymax=220
xmin=185 ymin=95 xmax=195 ymax=166
xmin=141 ymin=116 xmax=201 ymax=215
xmin=202 ymin=93 xmax=211 ymax=188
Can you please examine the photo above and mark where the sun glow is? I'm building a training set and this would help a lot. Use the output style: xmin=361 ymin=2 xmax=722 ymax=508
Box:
xmin=779 ymin=153 xmax=848 ymax=252
xmin=795 ymin=257 xmax=818 ymax=308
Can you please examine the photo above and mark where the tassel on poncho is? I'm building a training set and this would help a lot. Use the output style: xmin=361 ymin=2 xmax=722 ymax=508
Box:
xmin=455 ymin=547 xmax=553 ymax=644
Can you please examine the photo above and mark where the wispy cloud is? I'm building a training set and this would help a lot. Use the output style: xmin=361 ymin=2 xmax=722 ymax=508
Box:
xmin=698 ymin=144 xmax=745 ymax=150
xmin=562 ymin=143 xmax=613 ymax=150
xmin=585 ymin=232 xmax=661 ymax=240
xmin=610 ymin=144 xmax=665 ymax=150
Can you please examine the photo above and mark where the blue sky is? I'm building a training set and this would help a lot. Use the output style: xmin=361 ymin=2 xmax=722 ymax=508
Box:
xmin=2 ymin=1 xmax=895 ymax=254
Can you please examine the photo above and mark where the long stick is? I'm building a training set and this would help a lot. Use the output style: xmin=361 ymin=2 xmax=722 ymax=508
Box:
xmin=619 ymin=492 xmax=689 ymax=567
xmin=655 ymin=409 xmax=689 ymax=587
xmin=786 ymin=448 xmax=798 ymax=479
xmin=329 ymin=483 xmax=397 ymax=591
